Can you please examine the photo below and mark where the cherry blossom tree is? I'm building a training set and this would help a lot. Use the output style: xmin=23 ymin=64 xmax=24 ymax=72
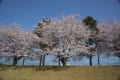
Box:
xmin=94 ymin=22 xmax=117 ymax=65
xmin=94 ymin=21 xmax=120 ymax=64
xmin=97 ymin=23 xmax=113 ymax=52
xmin=0 ymin=23 xmax=38 ymax=66
xmin=50 ymin=15 xmax=90 ymax=66
xmin=110 ymin=22 xmax=120 ymax=59
xmin=34 ymin=18 xmax=59 ymax=66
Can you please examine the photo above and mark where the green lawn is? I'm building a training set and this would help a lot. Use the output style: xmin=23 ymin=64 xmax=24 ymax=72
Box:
xmin=0 ymin=66 xmax=120 ymax=80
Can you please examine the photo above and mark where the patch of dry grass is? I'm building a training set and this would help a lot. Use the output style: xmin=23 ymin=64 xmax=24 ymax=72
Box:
xmin=0 ymin=66 xmax=120 ymax=80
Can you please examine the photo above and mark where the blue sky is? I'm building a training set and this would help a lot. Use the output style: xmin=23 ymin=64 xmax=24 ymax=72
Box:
xmin=0 ymin=0 xmax=120 ymax=29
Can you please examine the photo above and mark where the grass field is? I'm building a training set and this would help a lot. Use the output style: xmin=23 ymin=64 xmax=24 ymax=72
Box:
xmin=0 ymin=66 xmax=120 ymax=80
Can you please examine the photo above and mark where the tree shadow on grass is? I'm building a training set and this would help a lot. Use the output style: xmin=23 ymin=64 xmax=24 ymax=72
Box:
xmin=118 ymin=77 xmax=120 ymax=80
xmin=33 ymin=66 xmax=70 ymax=72
xmin=0 ymin=65 xmax=23 ymax=71
xmin=0 ymin=65 xmax=8 ymax=71
xmin=112 ymin=65 xmax=120 ymax=67
xmin=0 ymin=65 xmax=70 ymax=72
xmin=0 ymin=77 xmax=2 ymax=80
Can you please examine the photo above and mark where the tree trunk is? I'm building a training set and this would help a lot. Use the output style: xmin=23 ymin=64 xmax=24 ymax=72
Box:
xmin=89 ymin=54 xmax=92 ymax=66
xmin=119 ymin=56 xmax=120 ymax=61
xmin=13 ymin=56 xmax=18 ymax=66
xmin=0 ymin=57 xmax=2 ymax=63
xmin=42 ymin=54 xmax=45 ymax=66
xmin=60 ymin=57 xmax=67 ymax=66
xmin=97 ymin=54 xmax=100 ymax=66
xmin=39 ymin=55 xmax=42 ymax=66
xmin=23 ymin=57 xmax=25 ymax=66
xmin=12 ymin=55 xmax=23 ymax=66
xmin=58 ymin=55 xmax=61 ymax=66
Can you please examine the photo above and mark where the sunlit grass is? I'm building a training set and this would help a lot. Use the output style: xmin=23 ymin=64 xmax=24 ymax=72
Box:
xmin=0 ymin=66 xmax=120 ymax=80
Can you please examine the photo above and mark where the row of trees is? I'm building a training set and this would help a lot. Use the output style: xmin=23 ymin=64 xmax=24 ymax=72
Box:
xmin=0 ymin=15 xmax=120 ymax=66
